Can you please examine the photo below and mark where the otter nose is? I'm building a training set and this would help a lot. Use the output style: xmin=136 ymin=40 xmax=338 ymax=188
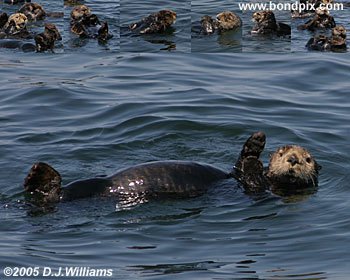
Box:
xmin=287 ymin=156 xmax=299 ymax=166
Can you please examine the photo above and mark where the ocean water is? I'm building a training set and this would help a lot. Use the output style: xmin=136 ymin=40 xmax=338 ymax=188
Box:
xmin=0 ymin=52 xmax=349 ymax=280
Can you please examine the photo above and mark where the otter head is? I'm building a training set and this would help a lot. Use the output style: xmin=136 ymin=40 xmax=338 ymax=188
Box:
xmin=332 ymin=25 xmax=346 ymax=38
xmin=267 ymin=145 xmax=321 ymax=190
xmin=216 ymin=11 xmax=242 ymax=30
xmin=252 ymin=10 xmax=276 ymax=25
xmin=71 ymin=5 xmax=91 ymax=22
xmin=44 ymin=23 xmax=62 ymax=41
xmin=4 ymin=13 xmax=28 ymax=34
xmin=24 ymin=162 xmax=62 ymax=204
xmin=315 ymin=7 xmax=330 ymax=16
xmin=158 ymin=10 xmax=177 ymax=25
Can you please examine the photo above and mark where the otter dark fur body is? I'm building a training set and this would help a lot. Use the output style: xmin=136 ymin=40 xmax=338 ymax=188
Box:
xmin=298 ymin=8 xmax=336 ymax=31
xmin=69 ymin=5 xmax=112 ymax=41
xmin=23 ymin=132 xmax=321 ymax=207
xmin=129 ymin=10 xmax=177 ymax=34
xmin=24 ymin=161 xmax=228 ymax=203
xmin=199 ymin=11 xmax=241 ymax=35
xmin=306 ymin=25 xmax=347 ymax=51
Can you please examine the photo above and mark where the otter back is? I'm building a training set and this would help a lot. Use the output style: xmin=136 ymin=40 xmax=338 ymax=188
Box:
xmin=62 ymin=161 xmax=229 ymax=201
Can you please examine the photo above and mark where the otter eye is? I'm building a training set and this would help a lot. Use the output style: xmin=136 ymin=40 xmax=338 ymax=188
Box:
xmin=306 ymin=157 xmax=311 ymax=163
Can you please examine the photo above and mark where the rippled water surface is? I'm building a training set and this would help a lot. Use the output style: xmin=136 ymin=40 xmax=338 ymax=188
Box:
xmin=0 ymin=52 xmax=349 ymax=280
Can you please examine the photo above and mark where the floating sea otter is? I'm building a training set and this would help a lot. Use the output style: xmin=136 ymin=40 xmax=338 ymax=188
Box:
xmin=200 ymin=11 xmax=242 ymax=35
xmin=0 ymin=12 xmax=31 ymax=39
xmin=0 ymin=22 xmax=61 ymax=52
xmin=70 ymin=4 xmax=112 ymax=41
xmin=298 ymin=7 xmax=336 ymax=31
xmin=23 ymin=132 xmax=321 ymax=207
xmin=129 ymin=10 xmax=177 ymax=34
xmin=306 ymin=25 xmax=347 ymax=51
xmin=18 ymin=2 xmax=46 ymax=21
xmin=35 ymin=23 xmax=62 ymax=52
xmin=232 ymin=132 xmax=320 ymax=195
xmin=251 ymin=10 xmax=291 ymax=36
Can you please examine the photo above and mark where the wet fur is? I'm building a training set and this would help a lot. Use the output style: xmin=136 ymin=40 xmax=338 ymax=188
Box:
xmin=70 ymin=4 xmax=112 ymax=40
xmin=23 ymin=132 xmax=321 ymax=206
xmin=35 ymin=23 xmax=62 ymax=52
xmin=18 ymin=3 xmax=46 ymax=21
xmin=216 ymin=11 xmax=242 ymax=30
xmin=233 ymin=132 xmax=320 ymax=194
xmin=251 ymin=10 xmax=291 ymax=36
xmin=129 ymin=10 xmax=177 ymax=34
xmin=267 ymin=145 xmax=320 ymax=188
xmin=306 ymin=25 xmax=347 ymax=51
xmin=298 ymin=8 xmax=336 ymax=31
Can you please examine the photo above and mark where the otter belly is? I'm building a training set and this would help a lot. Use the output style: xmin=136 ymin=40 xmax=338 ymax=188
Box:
xmin=61 ymin=161 xmax=228 ymax=201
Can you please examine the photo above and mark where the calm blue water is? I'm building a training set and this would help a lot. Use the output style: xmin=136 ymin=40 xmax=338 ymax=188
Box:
xmin=0 ymin=52 xmax=349 ymax=280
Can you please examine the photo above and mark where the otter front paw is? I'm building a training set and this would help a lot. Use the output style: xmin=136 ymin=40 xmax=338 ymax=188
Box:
xmin=239 ymin=131 xmax=266 ymax=160
xmin=24 ymin=162 xmax=61 ymax=193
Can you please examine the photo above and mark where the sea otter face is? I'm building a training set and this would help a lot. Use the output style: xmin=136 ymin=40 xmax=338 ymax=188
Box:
xmin=267 ymin=145 xmax=320 ymax=188
xmin=332 ymin=25 xmax=346 ymax=38
xmin=71 ymin=5 xmax=91 ymax=21
xmin=252 ymin=10 xmax=276 ymax=24
xmin=216 ymin=11 xmax=242 ymax=30
xmin=315 ymin=7 xmax=330 ymax=16
xmin=4 ymin=13 xmax=27 ymax=33
xmin=157 ymin=10 xmax=177 ymax=25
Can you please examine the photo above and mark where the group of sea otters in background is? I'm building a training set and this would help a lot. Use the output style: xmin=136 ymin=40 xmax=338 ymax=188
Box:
xmin=294 ymin=0 xmax=347 ymax=51
xmin=0 ymin=0 xmax=347 ymax=52
xmin=195 ymin=0 xmax=346 ymax=52
xmin=0 ymin=0 xmax=113 ymax=52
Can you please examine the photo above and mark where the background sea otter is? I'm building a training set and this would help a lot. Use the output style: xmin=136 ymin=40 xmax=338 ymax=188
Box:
xmin=251 ymin=10 xmax=291 ymax=36
xmin=129 ymin=10 xmax=177 ymax=34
